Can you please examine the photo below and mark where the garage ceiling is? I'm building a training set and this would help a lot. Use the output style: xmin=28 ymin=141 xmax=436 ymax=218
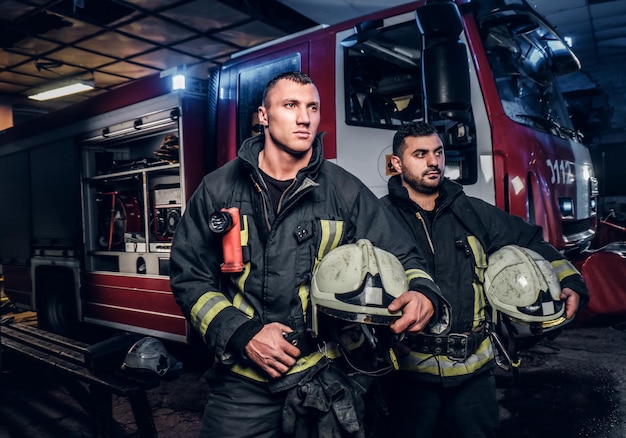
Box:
xmin=1 ymin=0 xmax=625 ymax=116
xmin=0 ymin=0 xmax=316 ymax=114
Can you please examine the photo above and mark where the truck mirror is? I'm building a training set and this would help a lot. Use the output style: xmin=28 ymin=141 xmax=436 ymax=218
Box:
xmin=423 ymin=40 xmax=471 ymax=121
xmin=417 ymin=1 xmax=471 ymax=122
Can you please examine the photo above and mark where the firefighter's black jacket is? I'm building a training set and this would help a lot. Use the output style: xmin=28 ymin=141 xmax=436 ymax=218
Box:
xmin=382 ymin=175 xmax=588 ymax=385
xmin=169 ymin=134 xmax=448 ymax=387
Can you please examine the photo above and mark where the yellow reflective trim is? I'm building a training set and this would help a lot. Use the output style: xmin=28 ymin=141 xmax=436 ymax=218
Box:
xmin=230 ymin=345 xmax=342 ymax=382
xmin=467 ymin=235 xmax=488 ymax=329
xmin=399 ymin=337 xmax=494 ymax=377
xmin=240 ymin=215 xmax=249 ymax=246
xmin=467 ymin=236 xmax=487 ymax=283
xmin=191 ymin=292 xmax=232 ymax=337
xmin=234 ymin=262 xmax=250 ymax=295
xmin=231 ymin=215 xmax=254 ymax=317
xmin=232 ymin=281 xmax=254 ymax=318
xmin=298 ymin=283 xmax=309 ymax=321
xmin=312 ymin=220 xmax=345 ymax=319
xmin=406 ymin=268 xmax=434 ymax=283
xmin=318 ymin=220 xmax=344 ymax=260
xmin=472 ymin=282 xmax=487 ymax=329
xmin=551 ymin=259 xmax=580 ymax=282
xmin=389 ymin=348 xmax=400 ymax=371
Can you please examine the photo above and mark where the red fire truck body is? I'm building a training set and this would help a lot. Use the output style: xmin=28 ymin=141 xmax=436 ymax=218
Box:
xmin=0 ymin=0 xmax=598 ymax=342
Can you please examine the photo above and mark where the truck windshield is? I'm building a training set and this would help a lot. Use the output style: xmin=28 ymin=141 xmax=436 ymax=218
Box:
xmin=480 ymin=10 xmax=577 ymax=139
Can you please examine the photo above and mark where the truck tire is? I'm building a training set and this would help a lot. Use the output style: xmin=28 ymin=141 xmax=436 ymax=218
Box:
xmin=36 ymin=267 xmax=79 ymax=337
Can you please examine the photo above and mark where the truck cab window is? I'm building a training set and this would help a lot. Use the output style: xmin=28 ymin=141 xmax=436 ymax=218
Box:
xmin=343 ymin=22 xmax=424 ymax=129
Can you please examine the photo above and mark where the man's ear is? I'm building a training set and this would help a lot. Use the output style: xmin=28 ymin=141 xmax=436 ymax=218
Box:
xmin=258 ymin=106 xmax=269 ymax=126
xmin=390 ymin=155 xmax=402 ymax=173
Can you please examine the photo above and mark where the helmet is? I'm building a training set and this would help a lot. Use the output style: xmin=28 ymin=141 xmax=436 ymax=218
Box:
xmin=153 ymin=133 xmax=180 ymax=163
xmin=121 ymin=337 xmax=182 ymax=377
xmin=310 ymin=239 xmax=407 ymax=337
xmin=484 ymin=245 xmax=569 ymax=338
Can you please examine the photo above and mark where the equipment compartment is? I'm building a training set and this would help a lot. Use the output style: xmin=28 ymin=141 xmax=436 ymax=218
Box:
xmin=80 ymin=108 xmax=183 ymax=276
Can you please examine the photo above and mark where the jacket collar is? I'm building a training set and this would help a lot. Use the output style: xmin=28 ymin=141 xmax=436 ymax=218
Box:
xmin=238 ymin=133 xmax=325 ymax=182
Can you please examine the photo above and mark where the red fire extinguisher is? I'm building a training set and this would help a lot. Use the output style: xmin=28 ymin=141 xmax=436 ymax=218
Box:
xmin=209 ymin=207 xmax=244 ymax=273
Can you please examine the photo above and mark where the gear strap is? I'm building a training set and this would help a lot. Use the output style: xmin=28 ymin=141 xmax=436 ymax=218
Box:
xmin=403 ymin=323 xmax=488 ymax=361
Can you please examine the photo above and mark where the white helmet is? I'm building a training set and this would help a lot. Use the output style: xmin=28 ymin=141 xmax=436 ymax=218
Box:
xmin=121 ymin=337 xmax=182 ymax=377
xmin=484 ymin=245 xmax=569 ymax=338
xmin=310 ymin=239 xmax=407 ymax=337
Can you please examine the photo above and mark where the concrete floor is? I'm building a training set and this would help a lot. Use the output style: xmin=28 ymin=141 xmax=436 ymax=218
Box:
xmin=497 ymin=321 xmax=626 ymax=437
xmin=1 ymin=318 xmax=625 ymax=437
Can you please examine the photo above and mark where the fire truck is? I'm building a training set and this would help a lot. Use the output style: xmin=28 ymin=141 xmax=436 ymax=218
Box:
xmin=0 ymin=0 xmax=598 ymax=341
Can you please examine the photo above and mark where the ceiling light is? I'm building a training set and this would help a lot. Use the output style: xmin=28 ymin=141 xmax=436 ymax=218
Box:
xmin=172 ymin=73 xmax=186 ymax=91
xmin=160 ymin=65 xmax=187 ymax=91
xmin=28 ymin=79 xmax=94 ymax=101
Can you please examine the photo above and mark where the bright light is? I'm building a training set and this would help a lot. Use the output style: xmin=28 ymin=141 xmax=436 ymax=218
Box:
xmin=582 ymin=164 xmax=591 ymax=181
xmin=559 ymin=197 xmax=574 ymax=217
xmin=172 ymin=74 xmax=186 ymax=91
xmin=28 ymin=80 xmax=94 ymax=101
xmin=564 ymin=36 xmax=573 ymax=47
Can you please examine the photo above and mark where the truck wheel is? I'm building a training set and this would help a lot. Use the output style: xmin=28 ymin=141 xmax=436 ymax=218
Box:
xmin=36 ymin=271 xmax=79 ymax=337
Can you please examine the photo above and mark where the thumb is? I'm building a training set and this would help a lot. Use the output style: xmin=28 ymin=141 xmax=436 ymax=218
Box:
xmin=388 ymin=293 xmax=410 ymax=313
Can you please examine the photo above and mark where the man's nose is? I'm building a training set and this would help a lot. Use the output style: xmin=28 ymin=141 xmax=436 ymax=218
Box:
xmin=426 ymin=153 xmax=438 ymax=166
xmin=296 ymin=106 xmax=310 ymax=124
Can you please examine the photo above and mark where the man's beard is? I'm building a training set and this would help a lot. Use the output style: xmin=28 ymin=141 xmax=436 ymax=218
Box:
xmin=405 ymin=168 xmax=442 ymax=195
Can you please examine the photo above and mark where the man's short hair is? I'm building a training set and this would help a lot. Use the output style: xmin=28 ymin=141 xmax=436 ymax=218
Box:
xmin=392 ymin=122 xmax=439 ymax=156
xmin=262 ymin=71 xmax=314 ymax=106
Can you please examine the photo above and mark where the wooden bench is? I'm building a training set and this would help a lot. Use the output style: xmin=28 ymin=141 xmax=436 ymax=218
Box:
xmin=1 ymin=321 xmax=158 ymax=437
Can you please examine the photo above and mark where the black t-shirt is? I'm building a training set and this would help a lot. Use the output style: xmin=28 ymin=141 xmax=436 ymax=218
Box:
xmin=259 ymin=169 xmax=293 ymax=213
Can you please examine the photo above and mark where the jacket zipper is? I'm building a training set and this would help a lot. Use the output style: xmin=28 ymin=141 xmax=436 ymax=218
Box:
xmin=252 ymin=179 xmax=272 ymax=231
xmin=416 ymin=211 xmax=435 ymax=253
xmin=276 ymin=179 xmax=298 ymax=215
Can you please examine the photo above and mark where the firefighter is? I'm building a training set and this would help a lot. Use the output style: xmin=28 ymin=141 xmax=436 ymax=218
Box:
xmin=169 ymin=72 xmax=450 ymax=437
xmin=381 ymin=121 xmax=588 ymax=437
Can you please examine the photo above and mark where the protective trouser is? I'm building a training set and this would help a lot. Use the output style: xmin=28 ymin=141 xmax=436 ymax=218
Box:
xmin=199 ymin=367 xmax=287 ymax=438
xmin=382 ymin=369 xmax=499 ymax=438
xmin=282 ymin=359 xmax=369 ymax=438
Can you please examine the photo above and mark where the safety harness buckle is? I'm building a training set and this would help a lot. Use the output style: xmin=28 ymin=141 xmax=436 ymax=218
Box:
xmin=446 ymin=332 xmax=472 ymax=361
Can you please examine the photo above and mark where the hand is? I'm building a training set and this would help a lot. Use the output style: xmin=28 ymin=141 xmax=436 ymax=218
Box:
xmin=244 ymin=322 xmax=301 ymax=379
xmin=387 ymin=290 xmax=434 ymax=335
xmin=560 ymin=287 xmax=580 ymax=319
